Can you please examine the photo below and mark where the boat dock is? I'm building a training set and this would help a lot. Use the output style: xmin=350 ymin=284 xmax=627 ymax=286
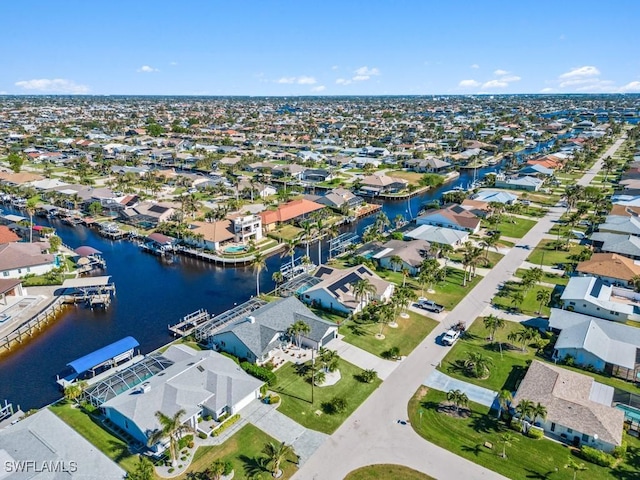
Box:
xmin=0 ymin=400 xmax=24 ymax=428
xmin=168 ymin=308 xmax=212 ymax=337
xmin=60 ymin=276 xmax=116 ymax=309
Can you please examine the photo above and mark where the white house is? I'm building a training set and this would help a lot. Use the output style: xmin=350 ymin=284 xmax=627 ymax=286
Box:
xmin=0 ymin=242 xmax=58 ymax=279
xmin=561 ymin=276 xmax=640 ymax=322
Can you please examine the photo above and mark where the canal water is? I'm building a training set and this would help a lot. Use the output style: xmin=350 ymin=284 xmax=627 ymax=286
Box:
xmin=0 ymin=140 xmax=556 ymax=409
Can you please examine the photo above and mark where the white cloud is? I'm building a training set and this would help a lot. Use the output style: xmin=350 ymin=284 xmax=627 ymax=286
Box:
xmin=336 ymin=78 xmax=351 ymax=85
xmin=277 ymin=76 xmax=316 ymax=85
xmin=619 ymin=81 xmax=640 ymax=93
xmin=500 ymin=75 xmax=521 ymax=83
xmin=458 ymin=79 xmax=480 ymax=88
xmin=311 ymin=85 xmax=326 ymax=93
xmin=169 ymin=61 xmax=178 ymax=66
xmin=352 ymin=75 xmax=371 ymax=82
xmin=137 ymin=65 xmax=158 ymax=73
xmin=470 ymin=64 xmax=480 ymax=69
xmin=482 ymin=79 xmax=509 ymax=89
xmin=331 ymin=65 xmax=339 ymax=70
xmin=559 ymin=66 xmax=600 ymax=79
xmin=354 ymin=66 xmax=380 ymax=77
xmin=494 ymin=69 xmax=509 ymax=76
xmin=540 ymin=87 xmax=554 ymax=93
xmin=14 ymin=78 xmax=90 ymax=94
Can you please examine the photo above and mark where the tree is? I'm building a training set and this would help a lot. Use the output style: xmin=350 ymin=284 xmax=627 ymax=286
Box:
xmin=252 ymin=251 xmax=267 ymax=297
xmin=463 ymin=351 xmax=494 ymax=378
xmin=509 ymin=291 xmax=524 ymax=312
xmin=565 ymin=456 xmax=587 ymax=480
xmin=352 ymin=278 xmax=376 ymax=311
xmin=262 ymin=441 xmax=295 ymax=478
xmin=419 ymin=258 xmax=441 ymax=295
xmin=281 ymin=239 xmax=299 ymax=274
xmin=536 ymin=289 xmax=551 ymax=315
xmin=483 ymin=314 xmax=505 ymax=342
xmin=360 ymin=369 xmax=378 ymax=383
xmin=127 ymin=456 xmax=155 ymax=480
xmin=272 ymin=271 xmax=284 ymax=295
xmin=206 ymin=460 xmax=227 ymax=480
xmin=446 ymin=389 xmax=469 ymax=413
xmin=48 ymin=235 xmax=62 ymax=253
xmin=500 ymin=432 xmax=519 ymax=459
xmin=515 ymin=399 xmax=535 ymax=423
xmin=377 ymin=303 xmax=396 ymax=337
xmin=318 ymin=347 xmax=339 ymax=373
xmin=531 ymin=402 xmax=547 ymax=426
xmin=88 ymin=201 xmax=103 ymax=216
xmin=497 ymin=389 xmax=513 ymax=418
xmin=507 ymin=328 xmax=537 ymax=352
xmin=7 ymin=152 xmax=24 ymax=173
xmin=631 ymin=274 xmax=640 ymax=293
xmin=26 ymin=196 xmax=39 ymax=243
xmin=63 ymin=380 xmax=86 ymax=402
xmin=300 ymin=220 xmax=314 ymax=257
xmin=287 ymin=320 xmax=310 ymax=349
xmin=147 ymin=409 xmax=194 ymax=466
xmin=389 ymin=255 xmax=404 ymax=273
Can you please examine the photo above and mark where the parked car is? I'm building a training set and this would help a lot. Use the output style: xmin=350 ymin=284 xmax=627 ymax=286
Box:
xmin=441 ymin=321 xmax=466 ymax=346
xmin=416 ymin=297 xmax=445 ymax=313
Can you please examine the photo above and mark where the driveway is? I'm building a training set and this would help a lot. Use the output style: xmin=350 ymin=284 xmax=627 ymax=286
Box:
xmin=324 ymin=335 xmax=400 ymax=380
xmin=424 ymin=370 xmax=499 ymax=409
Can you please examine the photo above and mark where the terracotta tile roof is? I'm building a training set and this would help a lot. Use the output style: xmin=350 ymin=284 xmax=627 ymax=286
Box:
xmin=0 ymin=226 xmax=21 ymax=244
xmin=576 ymin=253 xmax=640 ymax=282
xmin=259 ymin=199 xmax=324 ymax=225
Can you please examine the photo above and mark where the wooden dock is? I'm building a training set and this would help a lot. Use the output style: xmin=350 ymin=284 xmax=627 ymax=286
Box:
xmin=61 ymin=276 xmax=116 ymax=310
xmin=168 ymin=309 xmax=212 ymax=337
xmin=0 ymin=298 xmax=67 ymax=353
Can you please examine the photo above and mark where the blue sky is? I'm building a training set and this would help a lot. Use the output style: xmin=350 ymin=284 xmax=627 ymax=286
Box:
xmin=2 ymin=0 xmax=639 ymax=96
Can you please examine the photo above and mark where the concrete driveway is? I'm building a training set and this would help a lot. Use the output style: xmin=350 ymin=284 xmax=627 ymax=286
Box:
xmin=324 ymin=335 xmax=400 ymax=380
xmin=424 ymin=370 xmax=499 ymax=409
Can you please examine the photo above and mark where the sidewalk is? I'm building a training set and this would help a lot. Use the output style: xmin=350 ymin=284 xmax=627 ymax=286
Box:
xmin=424 ymin=370 xmax=498 ymax=409
xmin=324 ymin=335 xmax=400 ymax=380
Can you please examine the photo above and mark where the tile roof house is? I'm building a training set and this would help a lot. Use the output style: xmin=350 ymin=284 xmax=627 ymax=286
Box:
xmin=210 ymin=296 xmax=338 ymax=363
xmin=259 ymin=199 xmax=325 ymax=231
xmin=102 ymin=344 xmax=263 ymax=448
xmin=370 ymin=239 xmax=431 ymax=276
xmin=0 ymin=242 xmax=57 ymax=279
xmin=301 ymin=264 xmax=394 ymax=314
xmin=0 ymin=409 xmax=126 ymax=479
xmin=513 ymin=360 xmax=624 ymax=452
xmin=416 ymin=204 xmax=481 ymax=234
xmin=560 ymin=275 xmax=640 ymax=322
xmin=0 ymin=225 xmax=20 ymax=244
xmin=575 ymin=253 xmax=640 ymax=287
xmin=359 ymin=172 xmax=409 ymax=194
xmin=548 ymin=308 xmax=640 ymax=381
xmin=186 ymin=220 xmax=235 ymax=251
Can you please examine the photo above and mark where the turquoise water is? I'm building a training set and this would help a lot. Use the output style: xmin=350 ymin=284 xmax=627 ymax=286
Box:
xmin=224 ymin=245 xmax=247 ymax=253
xmin=616 ymin=404 xmax=640 ymax=422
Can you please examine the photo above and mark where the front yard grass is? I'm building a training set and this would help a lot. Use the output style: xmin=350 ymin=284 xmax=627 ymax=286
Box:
xmin=488 ymin=216 xmax=537 ymax=238
xmin=408 ymin=387 xmax=640 ymax=480
xmin=272 ymin=358 xmax=381 ymax=434
xmin=268 ymin=224 xmax=303 ymax=242
xmin=176 ymin=424 xmax=297 ymax=480
xmin=49 ymin=402 xmax=139 ymax=473
xmin=515 ymin=268 xmax=568 ymax=286
xmin=423 ymin=268 xmax=483 ymax=310
xmin=437 ymin=319 xmax=537 ymax=392
xmin=339 ymin=311 xmax=437 ymax=358
xmin=449 ymin=250 xmax=504 ymax=268
xmin=492 ymin=281 xmax=556 ymax=317
xmin=344 ymin=464 xmax=435 ymax=480
xmin=526 ymin=239 xmax=585 ymax=267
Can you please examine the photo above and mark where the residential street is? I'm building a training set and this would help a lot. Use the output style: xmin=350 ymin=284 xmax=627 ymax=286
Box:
xmin=293 ymin=135 xmax=626 ymax=480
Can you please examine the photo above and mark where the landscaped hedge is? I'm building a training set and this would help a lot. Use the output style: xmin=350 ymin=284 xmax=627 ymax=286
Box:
xmin=510 ymin=419 xmax=523 ymax=433
xmin=613 ymin=441 xmax=628 ymax=459
xmin=578 ymin=445 xmax=617 ymax=467
xmin=240 ymin=362 xmax=277 ymax=386
xmin=212 ymin=414 xmax=241 ymax=437
xmin=526 ymin=427 xmax=544 ymax=439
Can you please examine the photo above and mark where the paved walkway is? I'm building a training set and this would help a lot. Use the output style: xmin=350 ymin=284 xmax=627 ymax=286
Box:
xmin=424 ymin=370 xmax=498 ymax=409
xmin=324 ymin=335 xmax=400 ymax=380
xmin=293 ymin=135 xmax=626 ymax=480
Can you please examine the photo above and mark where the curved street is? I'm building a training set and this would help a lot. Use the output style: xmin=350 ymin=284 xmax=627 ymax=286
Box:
xmin=293 ymin=135 xmax=626 ymax=479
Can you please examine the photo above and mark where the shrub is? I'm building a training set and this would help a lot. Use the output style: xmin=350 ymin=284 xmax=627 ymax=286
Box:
xmin=510 ymin=419 xmax=523 ymax=433
xmin=260 ymin=384 xmax=268 ymax=397
xmin=187 ymin=441 xmax=194 ymax=449
xmin=168 ymin=468 xmax=174 ymax=474
xmin=204 ymin=415 xmax=213 ymax=421
xmin=527 ymin=427 xmax=544 ymax=439
xmin=325 ymin=396 xmax=348 ymax=414
xmin=613 ymin=441 xmax=628 ymax=459
xmin=223 ymin=461 xmax=234 ymax=475
xmin=212 ymin=414 xmax=241 ymax=437
xmin=240 ymin=361 xmax=277 ymax=386
xmin=178 ymin=434 xmax=194 ymax=450
xmin=269 ymin=394 xmax=280 ymax=404
xmin=217 ymin=412 xmax=229 ymax=422
xmin=578 ymin=445 xmax=616 ymax=467
xmin=198 ymin=432 xmax=208 ymax=439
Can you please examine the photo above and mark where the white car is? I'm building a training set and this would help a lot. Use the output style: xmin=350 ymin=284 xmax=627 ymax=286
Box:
xmin=442 ymin=329 xmax=460 ymax=346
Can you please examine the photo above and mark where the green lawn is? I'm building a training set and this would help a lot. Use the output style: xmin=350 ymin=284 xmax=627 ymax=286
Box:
xmin=492 ymin=281 xmax=556 ymax=316
xmin=408 ymin=388 xmax=640 ymax=480
xmin=272 ymin=358 xmax=381 ymax=434
xmin=49 ymin=402 xmax=139 ymax=473
xmin=526 ymin=193 xmax=561 ymax=206
xmin=449 ymin=250 xmax=504 ymax=268
xmin=526 ymin=239 xmax=586 ymax=267
xmin=339 ymin=311 xmax=438 ymax=358
xmin=268 ymin=224 xmax=303 ymax=242
xmin=176 ymin=424 xmax=297 ymax=480
xmin=515 ymin=268 xmax=568 ymax=286
xmin=437 ymin=319 xmax=538 ymax=392
xmin=423 ymin=268 xmax=483 ymax=310
xmin=344 ymin=464 xmax=435 ymax=480
xmin=487 ymin=217 xmax=537 ymax=238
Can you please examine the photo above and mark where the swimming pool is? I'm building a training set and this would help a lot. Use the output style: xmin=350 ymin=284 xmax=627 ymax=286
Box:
xmin=616 ymin=404 xmax=640 ymax=423
xmin=224 ymin=245 xmax=247 ymax=253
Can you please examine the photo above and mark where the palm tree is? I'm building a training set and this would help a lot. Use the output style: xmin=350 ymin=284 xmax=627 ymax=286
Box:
xmin=389 ymin=255 xmax=404 ymax=273
xmin=318 ymin=347 xmax=339 ymax=373
xmin=281 ymin=239 xmax=299 ymax=274
xmin=497 ymin=389 xmax=513 ymax=418
xmin=446 ymin=389 xmax=469 ymax=413
xmin=500 ymin=432 xmax=519 ymax=459
xmin=352 ymin=278 xmax=376 ymax=311
xmin=631 ymin=274 xmax=640 ymax=293
xmin=326 ymin=224 xmax=339 ymax=259
xmin=507 ymin=327 xmax=537 ymax=352
xmin=287 ymin=320 xmax=310 ymax=349
xmin=272 ymin=271 xmax=284 ymax=295
xmin=536 ymin=289 xmax=551 ymax=315
xmin=262 ymin=441 xmax=295 ymax=478
xmin=26 ymin=196 xmax=39 ymax=243
xmin=374 ymin=212 xmax=390 ymax=234
xmin=148 ymin=409 xmax=194 ymax=466
xmin=252 ymin=251 xmax=267 ymax=297
xmin=531 ymin=402 xmax=547 ymax=426
xmin=464 ymin=351 xmax=494 ymax=378
xmin=377 ymin=303 xmax=396 ymax=336
xmin=315 ymin=218 xmax=325 ymax=263
xmin=565 ymin=456 xmax=588 ymax=480
xmin=483 ymin=314 xmax=505 ymax=342
xmin=515 ymin=399 xmax=535 ymax=423
xmin=510 ymin=291 xmax=524 ymax=312
xmin=419 ymin=258 xmax=441 ymax=295
xmin=300 ymin=220 xmax=314 ymax=257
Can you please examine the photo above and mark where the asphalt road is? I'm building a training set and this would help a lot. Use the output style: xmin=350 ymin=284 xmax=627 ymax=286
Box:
xmin=293 ymin=135 xmax=627 ymax=480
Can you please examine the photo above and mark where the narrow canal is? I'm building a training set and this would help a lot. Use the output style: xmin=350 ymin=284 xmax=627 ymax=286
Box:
xmin=0 ymin=145 xmax=552 ymax=409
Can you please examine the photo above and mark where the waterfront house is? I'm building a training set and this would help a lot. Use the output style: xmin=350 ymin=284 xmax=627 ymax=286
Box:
xmin=560 ymin=275 xmax=640 ymax=322
xmin=210 ymin=296 xmax=338 ymax=363
xmin=470 ymin=190 xmax=517 ymax=205
xmin=513 ymin=360 xmax=624 ymax=452
xmin=120 ymin=201 xmax=175 ymax=228
xmin=102 ymin=344 xmax=263 ymax=448
xmin=187 ymin=220 xmax=235 ymax=251
xmin=575 ymin=253 xmax=640 ymax=288
xmin=548 ymin=308 xmax=640 ymax=381
xmin=416 ymin=204 xmax=481 ymax=234
xmin=0 ymin=409 xmax=126 ymax=479
xmin=494 ymin=173 xmax=543 ymax=192
xmin=0 ymin=226 xmax=20 ymax=245
xmin=404 ymin=157 xmax=452 ymax=173
xmin=259 ymin=199 xmax=325 ymax=232
xmin=369 ymin=239 xmax=431 ymax=276
xmin=311 ymin=187 xmax=363 ymax=210
xmin=0 ymin=242 xmax=57 ymax=279
xmin=404 ymin=224 xmax=469 ymax=246
xmin=359 ymin=172 xmax=408 ymax=195
xmin=590 ymin=232 xmax=640 ymax=259
xmin=301 ymin=264 xmax=394 ymax=314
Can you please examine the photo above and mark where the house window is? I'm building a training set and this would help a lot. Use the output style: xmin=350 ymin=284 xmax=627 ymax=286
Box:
xmin=615 ymin=312 xmax=620 ymax=316
xmin=569 ymin=301 xmax=576 ymax=306
xmin=17 ymin=269 xmax=21 ymax=274
xmin=567 ymin=428 xmax=573 ymax=433
xmin=582 ymin=434 xmax=589 ymax=442
xmin=2 ymin=272 xmax=8 ymax=277
xmin=550 ymin=422 xmax=556 ymax=432
xmin=610 ymin=311 xmax=615 ymax=315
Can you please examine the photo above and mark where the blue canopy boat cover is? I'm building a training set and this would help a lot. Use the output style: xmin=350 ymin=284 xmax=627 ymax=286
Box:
xmin=67 ymin=336 xmax=139 ymax=375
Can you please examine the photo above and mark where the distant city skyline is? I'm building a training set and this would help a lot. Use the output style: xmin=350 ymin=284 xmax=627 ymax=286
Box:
xmin=2 ymin=0 xmax=639 ymax=96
